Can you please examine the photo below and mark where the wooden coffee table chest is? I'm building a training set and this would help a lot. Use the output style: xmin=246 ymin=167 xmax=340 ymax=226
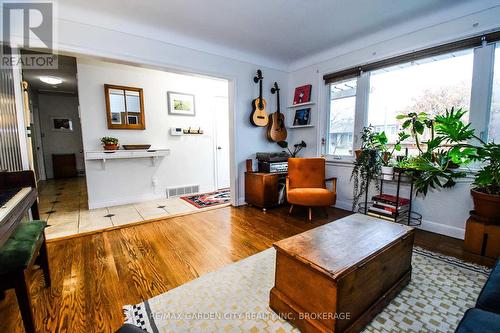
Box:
xmin=270 ymin=214 xmax=414 ymax=332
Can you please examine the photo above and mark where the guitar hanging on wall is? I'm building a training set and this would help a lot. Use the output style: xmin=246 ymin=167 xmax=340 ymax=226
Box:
xmin=267 ymin=82 xmax=287 ymax=142
xmin=250 ymin=69 xmax=269 ymax=127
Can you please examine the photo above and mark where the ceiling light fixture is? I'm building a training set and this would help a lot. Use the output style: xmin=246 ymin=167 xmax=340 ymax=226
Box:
xmin=39 ymin=76 xmax=63 ymax=85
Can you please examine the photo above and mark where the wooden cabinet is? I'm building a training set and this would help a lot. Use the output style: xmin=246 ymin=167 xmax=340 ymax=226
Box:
xmin=244 ymin=172 xmax=286 ymax=211
xmin=270 ymin=214 xmax=414 ymax=332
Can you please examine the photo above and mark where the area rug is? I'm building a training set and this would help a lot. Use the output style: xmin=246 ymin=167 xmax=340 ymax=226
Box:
xmin=124 ymin=247 xmax=490 ymax=333
xmin=181 ymin=189 xmax=230 ymax=208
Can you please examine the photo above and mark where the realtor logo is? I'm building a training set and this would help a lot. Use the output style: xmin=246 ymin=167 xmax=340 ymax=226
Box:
xmin=1 ymin=1 xmax=57 ymax=68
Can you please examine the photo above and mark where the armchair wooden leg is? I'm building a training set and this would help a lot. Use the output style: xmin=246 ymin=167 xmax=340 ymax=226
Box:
xmin=14 ymin=271 xmax=35 ymax=333
xmin=289 ymin=205 xmax=294 ymax=214
xmin=308 ymin=207 xmax=312 ymax=221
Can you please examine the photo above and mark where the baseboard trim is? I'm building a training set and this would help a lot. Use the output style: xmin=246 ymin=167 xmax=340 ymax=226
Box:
xmin=88 ymin=193 xmax=166 ymax=209
xmin=417 ymin=219 xmax=465 ymax=240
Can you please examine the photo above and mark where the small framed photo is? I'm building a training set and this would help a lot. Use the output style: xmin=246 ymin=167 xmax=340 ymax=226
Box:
xmin=293 ymin=108 xmax=311 ymax=126
xmin=51 ymin=118 xmax=73 ymax=131
xmin=167 ymin=92 xmax=196 ymax=116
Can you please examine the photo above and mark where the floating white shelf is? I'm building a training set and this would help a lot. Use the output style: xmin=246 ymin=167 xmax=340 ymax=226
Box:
xmin=287 ymin=102 xmax=315 ymax=108
xmin=85 ymin=149 xmax=170 ymax=169
xmin=289 ymin=125 xmax=314 ymax=129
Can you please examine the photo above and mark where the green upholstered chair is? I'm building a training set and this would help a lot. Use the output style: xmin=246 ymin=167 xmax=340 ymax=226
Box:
xmin=0 ymin=220 xmax=51 ymax=333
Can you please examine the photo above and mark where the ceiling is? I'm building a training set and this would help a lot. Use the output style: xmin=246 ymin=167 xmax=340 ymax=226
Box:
xmin=22 ymin=54 xmax=78 ymax=94
xmin=57 ymin=0 xmax=495 ymax=68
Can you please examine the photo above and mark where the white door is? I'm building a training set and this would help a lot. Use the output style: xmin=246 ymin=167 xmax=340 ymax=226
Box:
xmin=214 ymin=96 xmax=230 ymax=189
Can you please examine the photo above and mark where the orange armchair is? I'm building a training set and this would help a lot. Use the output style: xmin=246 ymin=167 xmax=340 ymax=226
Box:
xmin=286 ymin=158 xmax=337 ymax=220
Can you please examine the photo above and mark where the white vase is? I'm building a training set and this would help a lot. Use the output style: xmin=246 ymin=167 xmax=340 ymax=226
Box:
xmin=381 ymin=166 xmax=394 ymax=180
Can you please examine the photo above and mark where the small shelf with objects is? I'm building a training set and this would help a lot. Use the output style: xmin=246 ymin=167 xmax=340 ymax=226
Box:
xmin=358 ymin=168 xmax=422 ymax=227
xmin=85 ymin=148 xmax=171 ymax=169
xmin=288 ymin=84 xmax=314 ymax=129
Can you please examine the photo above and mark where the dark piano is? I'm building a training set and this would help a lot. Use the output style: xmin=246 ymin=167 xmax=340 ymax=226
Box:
xmin=0 ymin=171 xmax=39 ymax=248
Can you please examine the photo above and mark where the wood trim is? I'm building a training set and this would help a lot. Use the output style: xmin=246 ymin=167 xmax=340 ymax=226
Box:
xmin=324 ymin=30 xmax=500 ymax=84
xmin=104 ymin=84 xmax=146 ymax=130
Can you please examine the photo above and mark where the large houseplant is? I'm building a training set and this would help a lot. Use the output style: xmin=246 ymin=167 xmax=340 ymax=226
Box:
xmin=395 ymin=107 xmax=499 ymax=219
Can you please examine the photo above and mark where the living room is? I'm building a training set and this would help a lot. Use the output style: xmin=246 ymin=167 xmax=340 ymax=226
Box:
xmin=0 ymin=1 xmax=500 ymax=332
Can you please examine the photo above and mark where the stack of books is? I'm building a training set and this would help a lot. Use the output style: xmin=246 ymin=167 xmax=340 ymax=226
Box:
xmin=368 ymin=194 xmax=410 ymax=222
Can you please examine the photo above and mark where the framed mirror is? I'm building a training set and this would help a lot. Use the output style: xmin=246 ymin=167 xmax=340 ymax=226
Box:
xmin=104 ymin=84 xmax=145 ymax=130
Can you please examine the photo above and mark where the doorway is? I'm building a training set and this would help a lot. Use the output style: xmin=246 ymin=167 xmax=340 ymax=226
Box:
xmin=21 ymin=53 xmax=84 ymax=181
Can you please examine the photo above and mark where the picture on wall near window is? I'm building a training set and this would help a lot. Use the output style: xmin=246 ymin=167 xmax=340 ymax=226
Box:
xmin=293 ymin=84 xmax=312 ymax=105
xmin=293 ymin=108 xmax=311 ymax=126
xmin=52 ymin=118 xmax=73 ymax=131
xmin=168 ymin=92 xmax=196 ymax=116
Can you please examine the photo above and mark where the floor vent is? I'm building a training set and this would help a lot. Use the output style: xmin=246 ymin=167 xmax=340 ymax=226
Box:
xmin=167 ymin=185 xmax=200 ymax=198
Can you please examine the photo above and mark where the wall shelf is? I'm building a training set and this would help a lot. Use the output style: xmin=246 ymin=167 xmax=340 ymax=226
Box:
xmin=287 ymin=102 xmax=315 ymax=108
xmin=289 ymin=125 xmax=314 ymax=129
xmin=85 ymin=149 xmax=170 ymax=169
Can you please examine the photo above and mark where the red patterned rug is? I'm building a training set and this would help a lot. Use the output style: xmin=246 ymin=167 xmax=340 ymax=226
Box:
xmin=181 ymin=189 xmax=230 ymax=208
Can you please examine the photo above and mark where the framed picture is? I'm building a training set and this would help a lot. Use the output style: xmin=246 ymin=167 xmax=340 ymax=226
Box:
xmin=167 ymin=92 xmax=196 ymax=116
xmin=293 ymin=108 xmax=311 ymax=126
xmin=293 ymin=84 xmax=312 ymax=104
xmin=51 ymin=117 xmax=73 ymax=131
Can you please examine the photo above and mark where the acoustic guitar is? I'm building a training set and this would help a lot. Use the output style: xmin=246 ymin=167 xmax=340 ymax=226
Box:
xmin=250 ymin=70 xmax=269 ymax=127
xmin=267 ymin=82 xmax=287 ymax=142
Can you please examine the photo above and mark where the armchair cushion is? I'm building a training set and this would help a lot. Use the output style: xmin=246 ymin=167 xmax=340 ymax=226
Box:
xmin=287 ymin=188 xmax=336 ymax=207
xmin=288 ymin=158 xmax=326 ymax=189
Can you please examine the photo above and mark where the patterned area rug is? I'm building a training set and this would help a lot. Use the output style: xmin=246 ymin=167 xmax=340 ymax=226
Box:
xmin=124 ymin=247 xmax=490 ymax=333
xmin=181 ymin=189 xmax=230 ymax=208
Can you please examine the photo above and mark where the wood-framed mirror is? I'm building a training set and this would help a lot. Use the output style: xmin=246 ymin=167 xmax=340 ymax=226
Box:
xmin=104 ymin=84 xmax=145 ymax=130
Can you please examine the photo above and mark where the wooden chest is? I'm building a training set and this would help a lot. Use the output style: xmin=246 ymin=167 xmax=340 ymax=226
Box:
xmin=270 ymin=214 xmax=414 ymax=332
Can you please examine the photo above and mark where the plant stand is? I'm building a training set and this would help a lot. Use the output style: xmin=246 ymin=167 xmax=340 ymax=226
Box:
xmin=358 ymin=169 xmax=422 ymax=227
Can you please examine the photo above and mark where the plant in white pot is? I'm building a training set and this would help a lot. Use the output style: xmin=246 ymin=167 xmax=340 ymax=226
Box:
xmin=380 ymin=132 xmax=411 ymax=181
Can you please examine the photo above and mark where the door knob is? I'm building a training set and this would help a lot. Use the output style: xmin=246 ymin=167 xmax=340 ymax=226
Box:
xmin=217 ymin=146 xmax=222 ymax=150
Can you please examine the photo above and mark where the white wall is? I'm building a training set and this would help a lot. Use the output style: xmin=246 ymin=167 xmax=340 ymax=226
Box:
xmin=37 ymin=93 xmax=84 ymax=178
xmin=286 ymin=7 xmax=500 ymax=239
xmin=52 ymin=18 xmax=288 ymax=207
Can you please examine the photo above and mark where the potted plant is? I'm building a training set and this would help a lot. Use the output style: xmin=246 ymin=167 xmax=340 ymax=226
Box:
xmin=394 ymin=108 xmax=472 ymax=195
xmin=470 ymin=142 xmax=500 ymax=220
xmin=277 ymin=140 xmax=307 ymax=157
xmin=351 ymin=126 xmax=387 ymax=211
xmin=101 ymin=136 xmax=119 ymax=150
xmin=380 ymin=132 xmax=411 ymax=180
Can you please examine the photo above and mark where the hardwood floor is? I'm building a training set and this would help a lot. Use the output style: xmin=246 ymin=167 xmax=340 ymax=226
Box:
xmin=0 ymin=205 xmax=493 ymax=332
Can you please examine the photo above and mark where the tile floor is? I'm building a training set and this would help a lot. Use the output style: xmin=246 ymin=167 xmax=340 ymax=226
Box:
xmin=38 ymin=177 xmax=228 ymax=240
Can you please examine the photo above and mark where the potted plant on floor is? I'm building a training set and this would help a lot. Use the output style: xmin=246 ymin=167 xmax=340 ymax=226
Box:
xmin=101 ymin=136 xmax=119 ymax=151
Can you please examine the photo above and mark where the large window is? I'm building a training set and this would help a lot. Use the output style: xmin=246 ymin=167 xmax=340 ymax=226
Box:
xmin=327 ymin=78 xmax=357 ymax=156
xmin=490 ymin=45 xmax=500 ymax=142
xmin=368 ymin=50 xmax=473 ymax=149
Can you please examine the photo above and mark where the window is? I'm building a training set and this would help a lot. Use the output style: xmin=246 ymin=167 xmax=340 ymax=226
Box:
xmin=327 ymin=78 xmax=357 ymax=156
xmin=489 ymin=44 xmax=500 ymax=142
xmin=368 ymin=50 xmax=474 ymax=151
